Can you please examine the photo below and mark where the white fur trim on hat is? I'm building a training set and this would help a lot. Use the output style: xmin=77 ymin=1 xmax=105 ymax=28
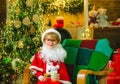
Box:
xmin=29 ymin=66 xmax=43 ymax=72
xmin=56 ymin=16 xmax=64 ymax=20
xmin=41 ymin=28 xmax=61 ymax=42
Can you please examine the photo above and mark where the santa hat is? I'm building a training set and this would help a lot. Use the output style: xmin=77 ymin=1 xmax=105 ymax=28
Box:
xmin=41 ymin=28 xmax=61 ymax=42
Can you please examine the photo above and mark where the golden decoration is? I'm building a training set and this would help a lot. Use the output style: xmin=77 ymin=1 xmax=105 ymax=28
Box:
xmin=8 ymin=0 xmax=18 ymax=6
xmin=6 ymin=19 xmax=13 ymax=26
xmin=32 ymin=14 xmax=40 ymax=23
xmin=30 ymin=25 xmax=36 ymax=34
xmin=22 ymin=16 xmax=32 ymax=26
xmin=18 ymin=40 xmax=24 ymax=49
xmin=26 ymin=0 xmax=34 ymax=7
xmin=14 ymin=20 xmax=21 ymax=28
xmin=27 ymin=46 xmax=30 ymax=49
xmin=16 ymin=7 xmax=21 ymax=15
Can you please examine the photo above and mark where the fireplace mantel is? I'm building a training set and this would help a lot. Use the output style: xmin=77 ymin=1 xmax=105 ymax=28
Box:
xmin=94 ymin=27 xmax=120 ymax=49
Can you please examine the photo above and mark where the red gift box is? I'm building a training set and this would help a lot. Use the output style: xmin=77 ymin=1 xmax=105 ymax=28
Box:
xmin=107 ymin=76 xmax=120 ymax=84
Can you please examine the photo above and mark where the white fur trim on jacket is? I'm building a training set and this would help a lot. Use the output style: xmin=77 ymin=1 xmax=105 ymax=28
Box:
xmin=59 ymin=80 xmax=72 ymax=84
xmin=41 ymin=28 xmax=61 ymax=42
xmin=29 ymin=66 xmax=43 ymax=72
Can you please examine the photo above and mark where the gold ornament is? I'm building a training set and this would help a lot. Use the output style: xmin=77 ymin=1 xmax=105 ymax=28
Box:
xmin=32 ymin=37 xmax=39 ymax=42
xmin=6 ymin=19 xmax=13 ymax=26
xmin=18 ymin=40 xmax=24 ymax=48
xmin=27 ymin=46 xmax=30 ymax=49
xmin=32 ymin=14 xmax=39 ymax=23
xmin=26 ymin=0 xmax=34 ymax=7
xmin=14 ymin=20 xmax=21 ymax=28
xmin=30 ymin=25 xmax=36 ymax=34
xmin=8 ymin=0 xmax=18 ymax=6
xmin=22 ymin=16 xmax=32 ymax=26
xmin=16 ymin=7 xmax=21 ymax=15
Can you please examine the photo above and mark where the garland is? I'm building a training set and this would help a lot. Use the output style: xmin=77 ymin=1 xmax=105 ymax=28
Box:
xmin=41 ymin=0 xmax=93 ymax=15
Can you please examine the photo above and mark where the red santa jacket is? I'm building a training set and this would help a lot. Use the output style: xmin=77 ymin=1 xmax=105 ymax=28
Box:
xmin=30 ymin=52 xmax=71 ymax=84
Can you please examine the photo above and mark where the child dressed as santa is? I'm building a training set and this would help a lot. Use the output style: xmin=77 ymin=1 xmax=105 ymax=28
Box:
xmin=30 ymin=28 xmax=71 ymax=84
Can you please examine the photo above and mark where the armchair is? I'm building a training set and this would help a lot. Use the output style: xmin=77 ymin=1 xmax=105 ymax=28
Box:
xmin=23 ymin=39 xmax=113 ymax=84
xmin=62 ymin=38 xmax=113 ymax=84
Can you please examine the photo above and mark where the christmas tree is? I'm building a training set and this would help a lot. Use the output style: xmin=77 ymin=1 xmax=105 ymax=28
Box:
xmin=0 ymin=0 xmax=44 ymax=83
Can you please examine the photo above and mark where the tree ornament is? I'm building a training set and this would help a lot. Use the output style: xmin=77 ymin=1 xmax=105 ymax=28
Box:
xmin=14 ymin=20 xmax=22 ymax=28
xmin=18 ymin=40 xmax=24 ymax=49
xmin=8 ymin=0 xmax=18 ymax=6
xmin=22 ymin=16 xmax=32 ymax=26
xmin=27 ymin=46 xmax=30 ymax=49
xmin=30 ymin=25 xmax=36 ymax=34
xmin=26 ymin=0 xmax=34 ymax=7
xmin=32 ymin=14 xmax=40 ymax=23
xmin=6 ymin=19 xmax=13 ymax=26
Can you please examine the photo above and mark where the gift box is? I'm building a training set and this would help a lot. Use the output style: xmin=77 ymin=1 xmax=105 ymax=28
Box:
xmin=107 ymin=76 xmax=120 ymax=84
xmin=112 ymin=49 xmax=120 ymax=76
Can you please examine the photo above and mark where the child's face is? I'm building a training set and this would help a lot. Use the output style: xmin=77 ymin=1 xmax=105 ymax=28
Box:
xmin=44 ymin=33 xmax=59 ymax=49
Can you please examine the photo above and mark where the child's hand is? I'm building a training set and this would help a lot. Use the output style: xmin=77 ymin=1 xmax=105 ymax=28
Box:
xmin=38 ymin=75 xmax=47 ymax=82
xmin=51 ymin=73 xmax=60 ymax=81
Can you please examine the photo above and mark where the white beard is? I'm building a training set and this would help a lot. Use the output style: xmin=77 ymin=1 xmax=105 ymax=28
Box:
xmin=40 ymin=44 xmax=67 ymax=63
